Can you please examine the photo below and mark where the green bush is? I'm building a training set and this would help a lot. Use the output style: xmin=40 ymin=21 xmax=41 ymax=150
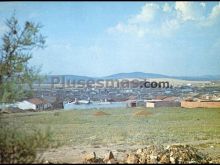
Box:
xmin=0 ymin=125 xmax=52 ymax=164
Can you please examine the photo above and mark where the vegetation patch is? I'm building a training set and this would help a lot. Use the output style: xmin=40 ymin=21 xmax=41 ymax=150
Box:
xmin=0 ymin=124 xmax=52 ymax=164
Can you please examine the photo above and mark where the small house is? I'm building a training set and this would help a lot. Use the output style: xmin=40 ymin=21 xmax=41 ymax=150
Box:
xmin=18 ymin=98 xmax=52 ymax=110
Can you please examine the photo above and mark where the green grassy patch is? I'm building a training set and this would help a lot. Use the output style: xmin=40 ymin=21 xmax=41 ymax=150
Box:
xmin=0 ymin=107 xmax=220 ymax=147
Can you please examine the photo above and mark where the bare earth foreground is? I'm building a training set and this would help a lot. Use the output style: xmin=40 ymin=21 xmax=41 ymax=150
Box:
xmin=1 ymin=107 xmax=220 ymax=163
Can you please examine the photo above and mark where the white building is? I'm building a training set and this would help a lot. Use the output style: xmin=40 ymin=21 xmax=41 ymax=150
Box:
xmin=18 ymin=98 xmax=51 ymax=110
xmin=17 ymin=101 xmax=35 ymax=110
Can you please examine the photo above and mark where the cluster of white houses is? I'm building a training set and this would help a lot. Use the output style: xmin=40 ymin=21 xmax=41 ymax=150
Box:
xmin=1 ymin=95 xmax=220 ymax=111
xmin=0 ymin=98 xmax=52 ymax=111
xmin=127 ymin=96 xmax=220 ymax=108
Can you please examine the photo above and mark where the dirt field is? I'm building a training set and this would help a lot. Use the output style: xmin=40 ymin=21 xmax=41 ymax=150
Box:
xmin=1 ymin=107 xmax=220 ymax=163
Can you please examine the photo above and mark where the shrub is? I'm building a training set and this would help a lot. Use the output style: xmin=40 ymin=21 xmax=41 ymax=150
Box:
xmin=0 ymin=124 xmax=52 ymax=164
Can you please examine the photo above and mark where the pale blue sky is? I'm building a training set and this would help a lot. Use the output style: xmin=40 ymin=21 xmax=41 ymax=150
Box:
xmin=0 ymin=2 xmax=220 ymax=77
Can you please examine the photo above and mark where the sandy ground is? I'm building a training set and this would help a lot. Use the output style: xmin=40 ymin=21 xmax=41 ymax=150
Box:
xmin=41 ymin=140 xmax=220 ymax=163
xmin=41 ymin=144 xmax=141 ymax=163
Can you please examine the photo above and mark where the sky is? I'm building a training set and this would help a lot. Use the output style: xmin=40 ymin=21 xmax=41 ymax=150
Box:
xmin=0 ymin=2 xmax=220 ymax=77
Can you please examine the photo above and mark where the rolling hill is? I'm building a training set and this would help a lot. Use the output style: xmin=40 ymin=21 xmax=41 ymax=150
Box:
xmin=43 ymin=72 xmax=220 ymax=84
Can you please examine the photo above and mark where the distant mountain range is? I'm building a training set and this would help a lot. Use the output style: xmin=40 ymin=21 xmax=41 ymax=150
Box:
xmin=43 ymin=72 xmax=220 ymax=84
xmin=105 ymin=72 xmax=220 ymax=81
xmin=103 ymin=72 xmax=167 ymax=79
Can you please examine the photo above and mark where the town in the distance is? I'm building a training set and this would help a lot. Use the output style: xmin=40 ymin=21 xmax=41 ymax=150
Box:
xmin=1 ymin=72 xmax=220 ymax=112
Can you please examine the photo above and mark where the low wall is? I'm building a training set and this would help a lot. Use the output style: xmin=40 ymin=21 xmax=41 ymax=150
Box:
xmin=155 ymin=101 xmax=180 ymax=108
xmin=146 ymin=101 xmax=181 ymax=108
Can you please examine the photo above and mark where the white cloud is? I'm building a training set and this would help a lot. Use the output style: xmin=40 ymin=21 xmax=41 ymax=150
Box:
xmin=129 ymin=3 xmax=160 ymax=24
xmin=175 ymin=2 xmax=205 ymax=21
xmin=108 ymin=2 xmax=178 ymax=38
xmin=107 ymin=22 xmax=147 ymax=38
xmin=108 ymin=2 xmax=220 ymax=38
xmin=107 ymin=23 xmax=127 ymax=33
xmin=196 ymin=2 xmax=220 ymax=27
xmin=209 ymin=2 xmax=220 ymax=20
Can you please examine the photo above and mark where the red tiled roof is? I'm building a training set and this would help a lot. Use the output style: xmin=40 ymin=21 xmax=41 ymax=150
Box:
xmin=27 ymin=98 xmax=49 ymax=105
xmin=155 ymin=96 xmax=167 ymax=100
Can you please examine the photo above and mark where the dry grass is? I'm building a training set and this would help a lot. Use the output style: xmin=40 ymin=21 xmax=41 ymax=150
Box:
xmin=1 ymin=107 xmax=220 ymax=151
xmin=133 ymin=110 xmax=152 ymax=116
xmin=93 ymin=111 xmax=110 ymax=116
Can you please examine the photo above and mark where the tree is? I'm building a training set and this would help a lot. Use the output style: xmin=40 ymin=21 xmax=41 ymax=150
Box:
xmin=0 ymin=13 xmax=46 ymax=103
